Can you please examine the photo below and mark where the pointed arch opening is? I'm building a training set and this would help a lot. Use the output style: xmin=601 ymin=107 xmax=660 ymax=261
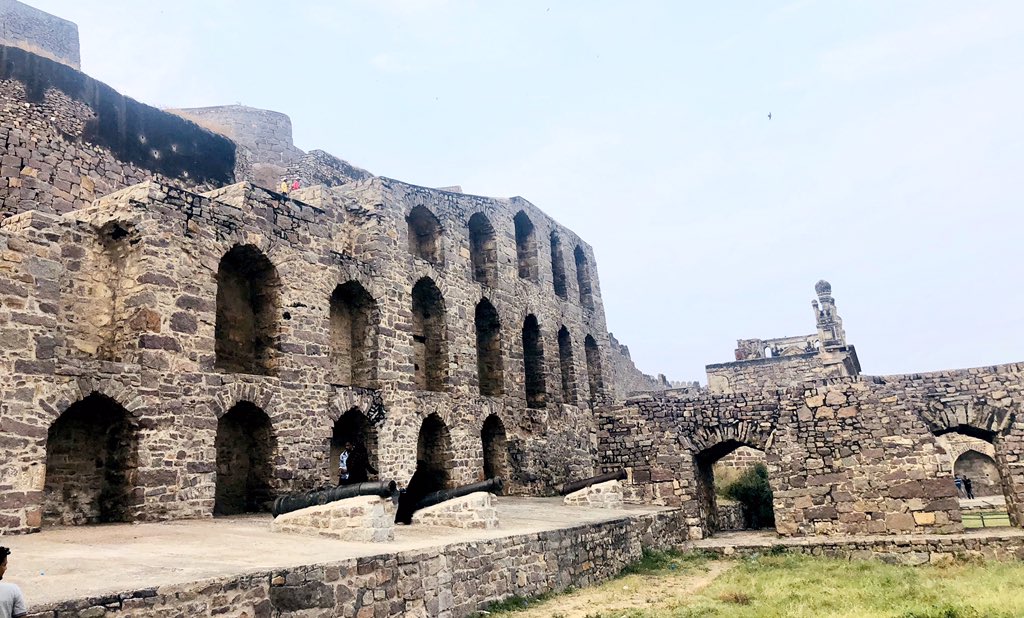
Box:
xmin=550 ymin=231 xmax=567 ymax=299
xmin=584 ymin=335 xmax=604 ymax=405
xmin=934 ymin=429 xmax=1012 ymax=528
xmin=332 ymin=408 xmax=379 ymax=485
xmin=43 ymin=394 xmax=139 ymax=526
xmin=412 ymin=277 xmax=448 ymax=392
xmin=407 ymin=205 xmax=443 ymax=264
xmin=417 ymin=413 xmax=454 ymax=493
xmin=697 ymin=441 xmax=776 ymax=535
xmin=475 ymin=299 xmax=504 ymax=396
xmin=522 ymin=315 xmax=547 ymax=409
xmin=215 ymin=402 xmax=276 ymax=515
xmin=514 ymin=211 xmax=537 ymax=282
xmin=482 ymin=414 xmax=509 ymax=484
xmin=557 ymin=326 xmax=577 ymax=405
xmin=329 ymin=281 xmax=379 ymax=388
xmin=215 ymin=244 xmax=280 ymax=375
xmin=574 ymin=245 xmax=594 ymax=309
xmin=468 ymin=212 xmax=498 ymax=286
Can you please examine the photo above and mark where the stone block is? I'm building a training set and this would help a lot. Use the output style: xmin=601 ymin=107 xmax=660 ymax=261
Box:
xmin=563 ymin=480 xmax=625 ymax=508
xmin=414 ymin=492 xmax=498 ymax=529
xmin=270 ymin=495 xmax=394 ymax=542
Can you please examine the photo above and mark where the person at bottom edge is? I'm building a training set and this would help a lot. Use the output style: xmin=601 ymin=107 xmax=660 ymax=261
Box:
xmin=0 ymin=546 xmax=27 ymax=618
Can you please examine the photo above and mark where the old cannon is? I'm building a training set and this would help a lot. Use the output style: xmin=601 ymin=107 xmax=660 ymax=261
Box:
xmin=272 ymin=480 xmax=397 ymax=518
xmin=415 ymin=476 xmax=504 ymax=511
xmin=558 ymin=469 xmax=626 ymax=496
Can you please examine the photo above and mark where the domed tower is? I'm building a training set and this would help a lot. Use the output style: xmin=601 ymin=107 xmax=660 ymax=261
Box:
xmin=811 ymin=280 xmax=847 ymax=350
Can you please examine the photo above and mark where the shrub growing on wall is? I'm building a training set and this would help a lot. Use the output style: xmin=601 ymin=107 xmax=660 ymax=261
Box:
xmin=723 ymin=463 xmax=775 ymax=529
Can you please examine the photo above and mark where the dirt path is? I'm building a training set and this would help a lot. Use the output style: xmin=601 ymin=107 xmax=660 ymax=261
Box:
xmin=500 ymin=560 xmax=735 ymax=617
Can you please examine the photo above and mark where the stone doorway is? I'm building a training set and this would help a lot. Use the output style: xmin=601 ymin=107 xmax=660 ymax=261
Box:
xmin=695 ymin=441 xmax=775 ymax=534
xmin=214 ymin=402 xmax=276 ymax=515
xmin=417 ymin=413 xmax=453 ymax=494
xmin=481 ymin=414 xmax=508 ymax=484
xmin=331 ymin=408 xmax=378 ymax=485
xmin=43 ymin=394 xmax=139 ymax=526
xmin=935 ymin=428 xmax=1012 ymax=528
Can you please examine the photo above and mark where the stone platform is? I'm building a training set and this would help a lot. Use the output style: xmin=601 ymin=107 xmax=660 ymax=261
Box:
xmin=686 ymin=528 xmax=1024 ymax=564
xmin=7 ymin=498 xmax=678 ymax=617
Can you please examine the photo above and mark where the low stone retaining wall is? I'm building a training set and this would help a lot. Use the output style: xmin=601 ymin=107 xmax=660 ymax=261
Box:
xmin=688 ymin=531 xmax=1024 ymax=565
xmin=27 ymin=509 xmax=688 ymax=618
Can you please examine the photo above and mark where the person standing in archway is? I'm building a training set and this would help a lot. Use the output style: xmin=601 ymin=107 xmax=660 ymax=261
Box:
xmin=0 ymin=547 xmax=28 ymax=618
xmin=346 ymin=442 xmax=378 ymax=484
xmin=337 ymin=441 xmax=352 ymax=486
xmin=964 ymin=476 xmax=975 ymax=499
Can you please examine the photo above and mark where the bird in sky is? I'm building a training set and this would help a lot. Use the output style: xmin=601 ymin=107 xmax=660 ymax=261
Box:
xmin=768 ymin=112 xmax=772 ymax=120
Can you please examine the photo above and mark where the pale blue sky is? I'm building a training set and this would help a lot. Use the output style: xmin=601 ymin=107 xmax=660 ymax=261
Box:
xmin=29 ymin=1 xmax=1024 ymax=382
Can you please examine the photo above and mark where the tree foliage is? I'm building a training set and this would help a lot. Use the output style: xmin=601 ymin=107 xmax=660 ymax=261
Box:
xmin=722 ymin=463 xmax=775 ymax=529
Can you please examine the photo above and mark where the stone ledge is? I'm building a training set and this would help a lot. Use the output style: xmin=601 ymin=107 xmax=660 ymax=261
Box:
xmin=413 ymin=491 xmax=498 ymax=529
xmin=563 ymin=480 xmax=624 ymax=508
xmin=270 ymin=495 xmax=394 ymax=542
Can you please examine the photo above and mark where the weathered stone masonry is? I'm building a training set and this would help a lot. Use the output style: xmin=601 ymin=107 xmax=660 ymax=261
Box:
xmin=599 ymin=363 xmax=1024 ymax=538
xmin=0 ymin=44 xmax=616 ymax=532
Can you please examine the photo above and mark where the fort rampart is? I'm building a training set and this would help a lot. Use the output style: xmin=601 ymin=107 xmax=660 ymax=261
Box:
xmin=599 ymin=363 xmax=1024 ymax=538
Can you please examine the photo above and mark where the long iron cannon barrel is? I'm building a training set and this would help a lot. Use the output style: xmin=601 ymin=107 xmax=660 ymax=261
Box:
xmin=272 ymin=480 xmax=397 ymax=517
xmin=415 ymin=477 xmax=504 ymax=511
xmin=559 ymin=469 xmax=626 ymax=496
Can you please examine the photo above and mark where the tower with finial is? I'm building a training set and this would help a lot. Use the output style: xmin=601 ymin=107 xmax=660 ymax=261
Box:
xmin=812 ymin=280 xmax=847 ymax=350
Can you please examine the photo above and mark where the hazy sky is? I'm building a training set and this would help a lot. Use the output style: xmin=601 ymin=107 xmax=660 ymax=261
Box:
xmin=28 ymin=1 xmax=1024 ymax=382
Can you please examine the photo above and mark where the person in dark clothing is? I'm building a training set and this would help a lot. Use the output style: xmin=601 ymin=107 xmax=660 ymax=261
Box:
xmin=964 ymin=476 xmax=975 ymax=499
xmin=345 ymin=443 xmax=378 ymax=484
xmin=395 ymin=460 xmax=431 ymax=525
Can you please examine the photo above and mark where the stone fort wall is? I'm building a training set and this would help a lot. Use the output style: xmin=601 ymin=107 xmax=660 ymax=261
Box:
xmin=0 ymin=45 xmax=235 ymax=220
xmin=0 ymin=37 xmax=614 ymax=532
xmin=598 ymin=363 xmax=1024 ymax=538
xmin=0 ymin=0 xmax=79 ymax=68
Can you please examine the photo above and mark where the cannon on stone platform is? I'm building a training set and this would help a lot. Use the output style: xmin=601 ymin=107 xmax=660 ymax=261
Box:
xmin=415 ymin=476 xmax=504 ymax=510
xmin=272 ymin=480 xmax=397 ymax=518
xmin=558 ymin=469 xmax=626 ymax=496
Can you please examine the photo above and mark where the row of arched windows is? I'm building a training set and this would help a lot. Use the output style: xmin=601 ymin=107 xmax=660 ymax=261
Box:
xmin=214 ymin=246 xmax=604 ymax=403
xmin=406 ymin=206 xmax=595 ymax=310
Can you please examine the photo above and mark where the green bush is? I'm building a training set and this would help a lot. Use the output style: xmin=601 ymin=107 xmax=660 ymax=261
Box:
xmin=722 ymin=463 xmax=775 ymax=529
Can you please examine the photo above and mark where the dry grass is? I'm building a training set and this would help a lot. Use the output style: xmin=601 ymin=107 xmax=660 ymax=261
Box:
xmin=484 ymin=552 xmax=1024 ymax=618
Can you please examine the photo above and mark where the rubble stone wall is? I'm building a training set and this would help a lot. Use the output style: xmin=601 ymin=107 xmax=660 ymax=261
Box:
xmin=598 ymin=364 xmax=1024 ymax=538
xmin=0 ymin=0 xmax=79 ymax=69
xmin=26 ymin=509 xmax=688 ymax=618
xmin=0 ymin=171 xmax=612 ymax=531
xmin=0 ymin=46 xmax=235 ymax=219
xmin=606 ymin=331 xmax=671 ymax=400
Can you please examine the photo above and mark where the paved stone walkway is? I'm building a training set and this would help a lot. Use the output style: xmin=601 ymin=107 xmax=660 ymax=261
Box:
xmin=961 ymin=495 xmax=1007 ymax=510
xmin=2 ymin=498 xmax=668 ymax=607
xmin=685 ymin=526 xmax=1024 ymax=551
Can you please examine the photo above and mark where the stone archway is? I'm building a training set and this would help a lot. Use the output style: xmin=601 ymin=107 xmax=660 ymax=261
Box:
xmin=214 ymin=402 xmax=276 ymax=515
xmin=695 ymin=440 xmax=776 ymax=534
xmin=417 ymin=413 xmax=453 ymax=493
xmin=43 ymin=393 xmax=139 ymax=526
xmin=332 ymin=408 xmax=379 ymax=485
xmin=481 ymin=414 xmax=509 ymax=483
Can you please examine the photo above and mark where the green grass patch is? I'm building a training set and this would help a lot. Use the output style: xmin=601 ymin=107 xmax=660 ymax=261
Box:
xmin=619 ymin=548 xmax=715 ymax=576
xmin=631 ymin=554 xmax=1024 ymax=617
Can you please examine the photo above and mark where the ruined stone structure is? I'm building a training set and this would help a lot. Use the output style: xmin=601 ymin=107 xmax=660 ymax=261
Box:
xmin=706 ymin=280 xmax=861 ymax=394
xmin=0 ymin=3 xmax=614 ymax=533
xmin=0 ymin=0 xmax=78 ymax=68
xmin=1 ymin=0 xmax=1022 ymax=572
xmin=600 ymin=281 xmax=1024 ymax=538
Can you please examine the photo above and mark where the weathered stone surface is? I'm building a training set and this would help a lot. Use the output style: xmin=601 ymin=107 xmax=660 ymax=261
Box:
xmin=271 ymin=495 xmax=395 ymax=542
xmin=563 ymin=480 xmax=624 ymax=508
xmin=414 ymin=492 xmax=499 ymax=529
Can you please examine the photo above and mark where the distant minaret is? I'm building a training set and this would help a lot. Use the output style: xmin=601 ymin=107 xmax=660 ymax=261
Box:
xmin=812 ymin=280 xmax=847 ymax=350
